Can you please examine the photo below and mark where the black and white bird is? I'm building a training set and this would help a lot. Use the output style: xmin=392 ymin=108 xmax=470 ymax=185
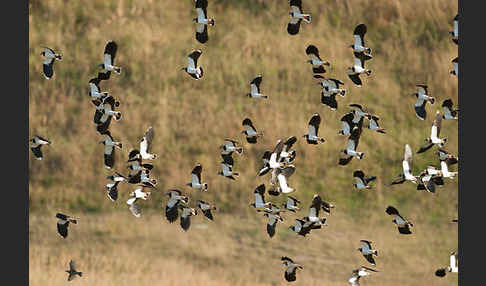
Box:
xmin=278 ymin=136 xmax=297 ymax=164
xmin=271 ymin=165 xmax=296 ymax=195
xmin=220 ymin=138 xmax=243 ymax=155
xmin=358 ymin=240 xmax=378 ymax=266
xmin=417 ymin=111 xmax=447 ymax=153
xmin=450 ymin=57 xmax=458 ymax=76
xmin=416 ymin=168 xmax=442 ymax=193
xmin=347 ymin=52 xmax=372 ymax=87
xmin=305 ymin=45 xmax=330 ymax=74
xmin=306 ymin=194 xmax=329 ymax=225
xmin=194 ymin=0 xmax=215 ymax=44
xmin=289 ymin=218 xmax=321 ymax=236
xmin=441 ymin=99 xmax=459 ymax=120
xmin=303 ymin=113 xmax=325 ymax=144
xmin=390 ymin=144 xmax=419 ymax=185
xmin=353 ymin=170 xmax=376 ymax=190
xmin=257 ymin=151 xmax=272 ymax=176
xmin=88 ymin=71 xmax=111 ymax=101
xmin=126 ymin=185 xmax=152 ymax=218
xmin=40 ymin=46 xmax=62 ymax=80
xmin=281 ymin=256 xmax=304 ymax=282
xmin=348 ymin=266 xmax=378 ymax=286
xmin=250 ymin=184 xmax=272 ymax=209
xmin=287 ymin=0 xmax=311 ymax=35
xmin=349 ymin=104 xmax=370 ymax=125
xmin=187 ymin=163 xmax=208 ymax=191
xmin=385 ymin=206 xmax=413 ymax=234
xmin=435 ymin=251 xmax=458 ymax=277
xmin=66 ymin=260 xmax=82 ymax=282
xmin=183 ymin=49 xmax=204 ymax=80
xmin=56 ymin=213 xmax=78 ymax=239
xmin=438 ymin=148 xmax=458 ymax=166
xmin=450 ymin=14 xmax=459 ymax=45
xmin=105 ymin=172 xmax=127 ymax=201
xmin=99 ymin=40 xmax=121 ymax=74
xmin=197 ymin=200 xmax=216 ymax=221
xmin=140 ymin=126 xmax=157 ymax=160
xmin=30 ymin=135 xmax=51 ymax=160
xmin=365 ymin=114 xmax=386 ymax=134
xmin=338 ymin=112 xmax=363 ymax=136
xmin=350 ymin=23 xmax=372 ymax=55
xmin=218 ymin=153 xmax=239 ymax=180
xmin=339 ymin=126 xmax=364 ymax=165
xmin=99 ymin=130 xmax=122 ymax=169
xmin=439 ymin=157 xmax=458 ymax=179
xmin=165 ymin=189 xmax=189 ymax=223
xmin=314 ymin=75 xmax=346 ymax=97
xmin=261 ymin=210 xmax=284 ymax=238
xmin=242 ymin=118 xmax=263 ymax=144
xmin=246 ymin=75 xmax=268 ymax=99
xmin=413 ymin=84 xmax=435 ymax=121
xmin=179 ymin=205 xmax=198 ymax=231
xmin=126 ymin=150 xmax=154 ymax=177
xmin=128 ymin=167 xmax=157 ymax=187
xmin=282 ymin=196 xmax=301 ymax=212
xmin=94 ymin=95 xmax=121 ymax=134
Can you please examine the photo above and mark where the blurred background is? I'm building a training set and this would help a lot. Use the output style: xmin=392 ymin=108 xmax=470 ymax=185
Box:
xmin=29 ymin=0 xmax=458 ymax=285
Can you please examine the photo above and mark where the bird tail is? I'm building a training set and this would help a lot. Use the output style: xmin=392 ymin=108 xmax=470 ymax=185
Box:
xmin=366 ymin=47 xmax=372 ymax=54
xmin=339 ymin=89 xmax=346 ymax=97
xmin=115 ymin=142 xmax=123 ymax=149
xmin=429 ymin=97 xmax=435 ymax=104
xmin=55 ymin=54 xmax=63 ymax=61
xmin=374 ymin=250 xmax=378 ymax=256
xmin=319 ymin=137 xmax=325 ymax=143
xmin=366 ymin=70 xmax=372 ymax=76
xmin=262 ymin=95 xmax=269 ymax=99
xmin=209 ymin=19 xmax=215 ymax=26
xmin=236 ymin=147 xmax=243 ymax=154
xmin=114 ymin=66 xmax=122 ymax=74
xmin=358 ymin=152 xmax=364 ymax=160
xmin=303 ymin=15 xmax=311 ymax=23
xmin=377 ymin=128 xmax=386 ymax=134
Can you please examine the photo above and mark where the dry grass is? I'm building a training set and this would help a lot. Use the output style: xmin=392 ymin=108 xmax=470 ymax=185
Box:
xmin=29 ymin=0 xmax=458 ymax=285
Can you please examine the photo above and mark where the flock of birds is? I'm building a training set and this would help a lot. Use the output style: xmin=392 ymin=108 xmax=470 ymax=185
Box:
xmin=31 ymin=0 xmax=459 ymax=284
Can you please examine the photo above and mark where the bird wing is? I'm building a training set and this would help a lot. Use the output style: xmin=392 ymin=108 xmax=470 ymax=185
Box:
xmin=404 ymin=144 xmax=413 ymax=171
xmin=195 ymin=24 xmax=208 ymax=43
xmin=104 ymin=40 xmax=118 ymax=66
xmin=254 ymin=184 xmax=266 ymax=204
xmin=353 ymin=23 xmax=367 ymax=45
xmin=348 ymin=73 xmax=362 ymax=87
xmin=360 ymin=240 xmax=372 ymax=251
xmin=416 ymin=84 xmax=428 ymax=95
xmin=188 ymin=50 xmax=202 ymax=69
xmin=250 ymin=75 xmax=262 ymax=94
xmin=289 ymin=0 xmax=302 ymax=12
xmin=287 ymin=19 xmax=302 ymax=35
xmin=69 ymin=260 xmax=76 ymax=271
xmin=281 ymin=165 xmax=296 ymax=179
xmin=308 ymin=113 xmax=321 ymax=136
xmin=221 ymin=153 xmax=234 ymax=166
xmin=129 ymin=201 xmax=142 ymax=217
xmin=242 ymin=118 xmax=257 ymax=133
xmin=432 ymin=111 xmax=442 ymax=138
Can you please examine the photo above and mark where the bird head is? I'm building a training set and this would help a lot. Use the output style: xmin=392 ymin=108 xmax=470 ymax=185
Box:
xmin=40 ymin=51 xmax=45 ymax=56
xmin=209 ymin=19 xmax=215 ymax=26
xmin=289 ymin=12 xmax=294 ymax=17
xmin=192 ymin=17 xmax=197 ymax=22
xmin=366 ymin=70 xmax=372 ymax=76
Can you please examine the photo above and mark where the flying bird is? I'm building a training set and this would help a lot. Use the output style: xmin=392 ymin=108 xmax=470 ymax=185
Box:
xmin=435 ymin=251 xmax=458 ymax=277
xmin=140 ymin=126 xmax=157 ymax=160
xmin=287 ymin=0 xmax=311 ymax=35
xmin=40 ymin=46 xmax=62 ymax=79
xmin=339 ymin=112 xmax=363 ymax=136
xmin=306 ymin=194 xmax=329 ymax=225
xmin=348 ymin=266 xmax=378 ymax=286
xmin=220 ymin=139 xmax=243 ymax=155
xmin=260 ymin=208 xmax=284 ymax=238
xmin=126 ymin=185 xmax=155 ymax=217
xmin=417 ymin=111 xmax=447 ymax=153
xmin=272 ymin=165 xmax=296 ymax=195
xmin=165 ymin=189 xmax=189 ymax=223
xmin=339 ymin=126 xmax=364 ymax=165
xmin=105 ymin=172 xmax=127 ymax=201
xmin=449 ymin=14 xmax=459 ymax=45
xmin=350 ymin=23 xmax=372 ymax=55
xmin=385 ymin=206 xmax=413 ymax=234
xmin=66 ymin=260 xmax=82 ymax=282
xmin=183 ymin=49 xmax=204 ymax=80
xmin=303 ymin=113 xmax=325 ymax=144
xmin=197 ymin=200 xmax=216 ymax=221
xmin=450 ymin=57 xmax=458 ymax=76
xmin=441 ymin=99 xmax=458 ymax=120
xmin=30 ymin=135 xmax=51 ymax=160
xmin=358 ymin=240 xmax=378 ymax=266
xmin=289 ymin=218 xmax=321 ymax=236
xmin=218 ymin=153 xmax=239 ymax=180
xmin=257 ymin=151 xmax=273 ymax=176
xmin=99 ymin=40 xmax=121 ymax=74
xmin=353 ymin=170 xmax=376 ymax=190
xmin=413 ymin=84 xmax=435 ymax=121
xmin=246 ymin=75 xmax=268 ymax=99
xmin=277 ymin=136 xmax=297 ymax=164
xmin=365 ymin=114 xmax=386 ymax=133
xmin=281 ymin=256 xmax=304 ymax=282
xmin=187 ymin=163 xmax=208 ymax=191
xmin=194 ymin=0 xmax=215 ymax=44
xmin=88 ymin=71 xmax=111 ymax=101
xmin=282 ymin=196 xmax=301 ymax=212
xmin=390 ymin=144 xmax=418 ymax=185
xmin=347 ymin=52 xmax=372 ymax=87
xmin=438 ymin=148 xmax=458 ymax=166
xmin=99 ymin=130 xmax=122 ymax=169
xmin=305 ymin=45 xmax=330 ymax=74
xmin=242 ymin=118 xmax=263 ymax=144
xmin=56 ymin=213 xmax=78 ymax=239
xmin=179 ymin=205 xmax=198 ymax=231
xmin=94 ymin=95 xmax=121 ymax=134
xmin=314 ymin=75 xmax=346 ymax=96
xmin=250 ymin=184 xmax=272 ymax=209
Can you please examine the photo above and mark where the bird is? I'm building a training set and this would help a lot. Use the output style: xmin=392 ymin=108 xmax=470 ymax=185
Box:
xmin=305 ymin=45 xmax=330 ymax=74
xmin=30 ymin=135 xmax=51 ymax=160
xmin=417 ymin=111 xmax=447 ymax=153
xmin=450 ymin=57 xmax=458 ymax=76
xmin=40 ymin=46 xmax=62 ymax=79
xmin=306 ymin=194 xmax=329 ymax=225
xmin=105 ymin=172 xmax=127 ymax=201
xmin=272 ymin=165 xmax=296 ymax=195
xmin=435 ymin=251 xmax=458 ymax=277
xmin=277 ymin=136 xmax=297 ymax=164
xmin=140 ymin=126 xmax=157 ymax=160
xmin=88 ymin=71 xmax=111 ymax=102
xmin=390 ymin=144 xmax=418 ymax=185
xmin=126 ymin=150 xmax=154 ymax=177
xmin=350 ymin=23 xmax=372 ymax=55
xmin=314 ymin=75 xmax=346 ymax=97
xmin=179 ymin=205 xmax=198 ymax=231
xmin=281 ymin=256 xmax=304 ymax=282
xmin=416 ymin=169 xmax=442 ymax=193
xmin=287 ymin=0 xmax=311 ymax=35
xmin=320 ymin=91 xmax=339 ymax=111
xmin=187 ymin=163 xmax=208 ymax=191
xmin=349 ymin=104 xmax=370 ymax=125
xmin=282 ymin=196 xmax=301 ymax=212
xmin=197 ymin=200 xmax=216 ymax=221
xmin=246 ymin=75 xmax=268 ymax=99
xmin=353 ymin=170 xmax=376 ymax=190
xmin=338 ymin=112 xmax=363 ymax=136
xmin=347 ymin=52 xmax=372 ymax=87
xmin=439 ymin=157 xmax=458 ymax=179
xmin=99 ymin=130 xmax=122 ymax=169
xmin=94 ymin=95 xmax=121 ymax=134
xmin=250 ymin=184 xmax=272 ymax=209
xmin=348 ymin=266 xmax=378 ymax=286
xmin=438 ymin=148 xmax=458 ymax=166
xmin=289 ymin=218 xmax=321 ymax=236
xmin=450 ymin=14 xmax=459 ymax=45
xmin=365 ymin=114 xmax=386 ymax=133
xmin=194 ymin=0 xmax=214 ymax=44
xmin=441 ymin=99 xmax=459 ymax=120
xmin=99 ymin=40 xmax=121 ymax=74
xmin=260 ymin=209 xmax=284 ymax=238
xmin=218 ymin=153 xmax=239 ymax=180
xmin=183 ymin=49 xmax=204 ymax=80
xmin=339 ymin=126 xmax=364 ymax=165
xmin=242 ymin=118 xmax=263 ymax=144
xmin=165 ymin=189 xmax=189 ymax=223
xmin=220 ymin=138 xmax=243 ymax=155
xmin=303 ymin=113 xmax=325 ymax=144
xmin=413 ymin=84 xmax=435 ymax=121
xmin=257 ymin=151 xmax=273 ymax=176
xmin=56 ymin=213 xmax=78 ymax=239
xmin=126 ymin=185 xmax=155 ymax=217
xmin=66 ymin=260 xmax=82 ymax=282
xmin=358 ymin=240 xmax=378 ymax=266
xmin=385 ymin=206 xmax=413 ymax=234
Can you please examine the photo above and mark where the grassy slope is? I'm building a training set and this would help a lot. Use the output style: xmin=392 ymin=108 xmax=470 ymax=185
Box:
xmin=29 ymin=0 xmax=458 ymax=285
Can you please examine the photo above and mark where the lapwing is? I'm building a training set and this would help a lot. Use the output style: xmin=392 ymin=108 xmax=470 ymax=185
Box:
xmin=257 ymin=151 xmax=272 ymax=176
xmin=350 ymin=23 xmax=372 ymax=55
xmin=435 ymin=251 xmax=458 ymax=277
xmin=303 ymin=113 xmax=325 ymax=144
xmin=95 ymin=95 xmax=121 ymax=134
xmin=194 ymin=0 xmax=215 ymax=44
xmin=287 ymin=0 xmax=311 ymax=35
xmin=305 ymin=45 xmax=330 ymax=74
xmin=438 ymin=148 xmax=458 ymax=166
xmin=220 ymin=138 xmax=243 ymax=155
xmin=353 ymin=170 xmax=376 ymax=190
xmin=56 ymin=213 xmax=78 ymax=239
xmin=390 ymin=144 xmax=418 ymax=185
xmin=127 ymin=154 xmax=153 ymax=177
xmin=105 ymin=172 xmax=127 ymax=201
xmin=440 ymin=157 xmax=458 ymax=179
xmin=348 ymin=266 xmax=378 ymax=286
xmin=413 ymin=84 xmax=435 ymax=121
xmin=165 ymin=189 xmax=189 ymax=223
xmin=88 ymin=71 xmax=111 ymax=101
xmin=246 ymin=75 xmax=268 ymax=99
xmin=258 ymin=207 xmax=284 ymax=238
xmin=30 ymin=135 xmax=51 ymax=160
xmin=358 ymin=240 xmax=378 ymax=266
xmin=450 ymin=57 xmax=458 ymax=76
xmin=66 ymin=260 xmax=82 ymax=282
xmin=339 ymin=112 xmax=363 ymax=136
xmin=268 ymin=140 xmax=286 ymax=171
xmin=126 ymin=185 xmax=155 ymax=217
xmin=385 ymin=206 xmax=413 ymax=234
xmin=347 ymin=52 xmax=372 ymax=87
xmin=282 ymin=196 xmax=301 ymax=212
xmin=417 ymin=111 xmax=447 ymax=153
xmin=187 ymin=163 xmax=208 ymax=191
xmin=183 ymin=49 xmax=204 ymax=80
xmin=416 ymin=169 xmax=441 ymax=193
xmin=314 ymin=75 xmax=346 ymax=97
xmin=250 ymin=184 xmax=272 ymax=209
xmin=273 ymin=165 xmax=296 ymax=195
xmin=242 ymin=118 xmax=263 ymax=144
xmin=179 ymin=205 xmax=198 ymax=231
xmin=197 ymin=200 xmax=216 ymax=221
xmin=306 ymin=194 xmax=329 ymax=225
xmin=218 ymin=153 xmax=239 ymax=180
xmin=99 ymin=40 xmax=121 ymax=74
xmin=349 ymin=104 xmax=370 ymax=124
xmin=281 ymin=256 xmax=304 ymax=282
xmin=450 ymin=14 xmax=459 ymax=45
xmin=339 ymin=126 xmax=364 ymax=165
xmin=289 ymin=218 xmax=321 ymax=236
xmin=140 ymin=126 xmax=157 ymax=160
xmin=278 ymin=136 xmax=297 ymax=164
xmin=40 ymin=46 xmax=62 ymax=80
xmin=127 ymin=168 xmax=157 ymax=187
xmin=441 ymin=99 xmax=459 ymax=120
xmin=99 ymin=130 xmax=122 ymax=169
xmin=365 ymin=114 xmax=386 ymax=134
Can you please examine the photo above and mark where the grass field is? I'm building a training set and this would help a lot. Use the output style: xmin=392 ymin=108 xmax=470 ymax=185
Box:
xmin=29 ymin=0 xmax=458 ymax=285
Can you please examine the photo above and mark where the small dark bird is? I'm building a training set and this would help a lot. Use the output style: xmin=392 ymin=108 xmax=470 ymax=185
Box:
xmin=314 ymin=75 xmax=346 ymax=97
xmin=287 ymin=0 xmax=311 ymax=35
xmin=105 ymin=172 xmax=127 ymax=201
xmin=347 ymin=52 xmax=372 ymax=87
xmin=353 ymin=170 xmax=376 ymax=190
xmin=303 ymin=113 xmax=325 ymax=144
xmin=242 ymin=118 xmax=263 ymax=144
xmin=441 ymin=99 xmax=459 ymax=120
xmin=250 ymin=184 xmax=272 ymax=209
xmin=417 ymin=111 xmax=447 ymax=153
xmin=165 ymin=189 xmax=189 ymax=223
xmin=438 ymin=148 xmax=458 ymax=166
xmin=350 ymin=23 xmax=372 ymax=55
xmin=307 ymin=194 xmax=330 ymax=225
xmin=281 ymin=256 xmax=304 ymax=282
xmin=56 ymin=213 xmax=78 ymax=239
xmin=261 ymin=209 xmax=284 ymax=238
xmin=277 ymin=136 xmax=297 ymax=164
xmin=94 ymin=95 xmax=121 ymax=134
xmin=30 ymin=135 xmax=51 ymax=160
xmin=413 ymin=84 xmax=435 ymax=121
xmin=385 ymin=206 xmax=413 ymax=234
xmin=66 ymin=260 xmax=82 ymax=282
xmin=99 ymin=130 xmax=122 ymax=169
xmin=99 ymin=40 xmax=121 ymax=74
xmin=187 ymin=163 xmax=208 ymax=191
xmin=183 ymin=49 xmax=204 ymax=80
xmin=197 ymin=200 xmax=216 ymax=221
xmin=339 ymin=112 xmax=363 ymax=136
xmin=40 ymin=46 xmax=62 ymax=80
xmin=246 ymin=75 xmax=268 ymax=99
xmin=358 ymin=240 xmax=378 ymax=266
xmin=194 ymin=0 xmax=215 ymax=44
xmin=305 ymin=45 xmax=330 ymax=74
